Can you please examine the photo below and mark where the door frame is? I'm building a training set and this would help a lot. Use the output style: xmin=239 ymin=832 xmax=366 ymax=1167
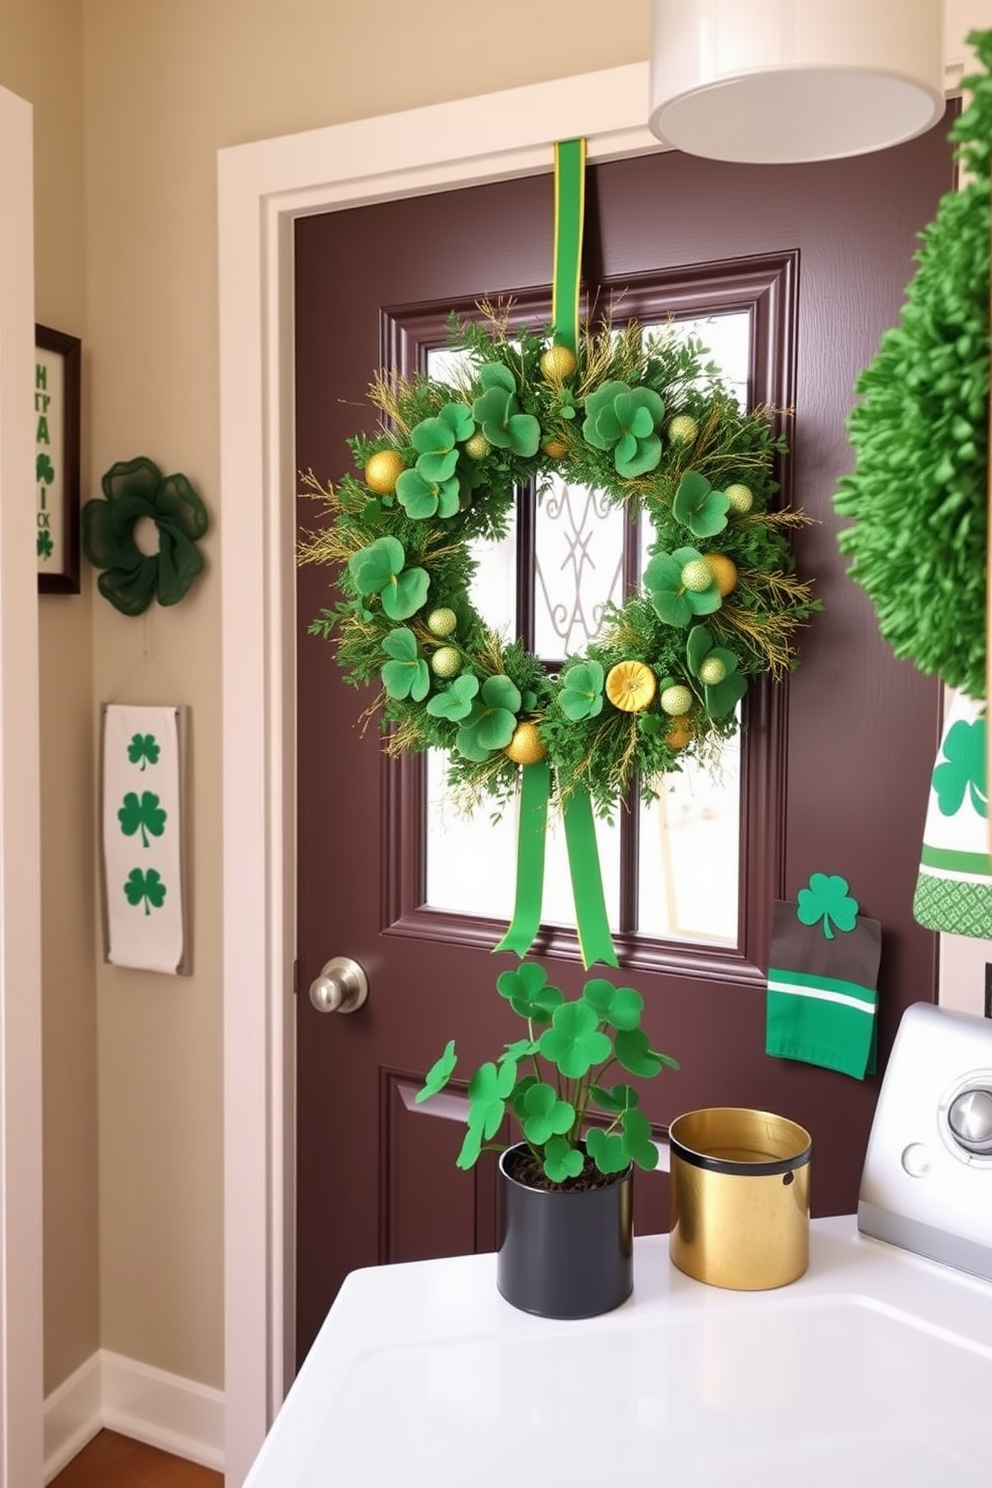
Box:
xmin=217 ymin=48 xmax=967 ymax=1486
xmin=0 ymin=82 xmax=44 ymax=1487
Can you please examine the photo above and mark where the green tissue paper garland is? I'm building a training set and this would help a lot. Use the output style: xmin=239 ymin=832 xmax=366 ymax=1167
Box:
xmin=832 ymin=28 xmax=991 ymax=702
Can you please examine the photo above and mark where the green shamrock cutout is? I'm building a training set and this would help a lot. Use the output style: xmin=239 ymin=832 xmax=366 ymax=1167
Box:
xmin=620 ymin=1108 xmax=660 ymax=1170
xmin=455 ymin=1059 xmax=518 ymax=1170
xmin=673 ymin=469 xmax=730 ymax=539
xmin=613 ymin=1027 xmax=669 ymax=1077
xmin=686 ymin=625 xmax=747 ymax=719
xmin=581 ymin=977 xmax=644 ymax=1031
xmin=585 ymin=1126 xmax=629 ymax=1174
xmin=581 ymin=381 xmax=665 ymax=477
xmin=426 ymin=673 xmax=480 ymax=721
xmin=796 ymin=872 xmax=859 ymax=940
xmin=118 ymin=790 xmax=167 ymax=847
xmin=407 ymin=404 xmax=475 ymax=484
xmin=347 ymin=536 xmax=430 ymax=622
xmin=455 ymin=674 xmax=521 ymax=760
xmin=496 ymin=960 xmax=564 ymax=1023
xmin=643 ymin=546 xmax=722 ymax=627
xmin=933 ymin=717 xmax=987 ymax=819
xmin=471 ymin=364 xmax=541 ymax=457
xmin=37 ymin=453 xmax=55 ymax=484
xmin=415 ymin=1040 xmax=457 ymax=1103
xmin=538 ymin=1001 xmax=612 ymax=1079
xmin=520 ymin=1083 xmax=575 ymax=1146
xmin=394 ymin=467 xmax=461 ymax=521
xmin=590 ymin=1082 xmax=640 ymax=1114
xmin=128 ymin=733 xmax=161 ymax=771
xmin=37 ymin=530 xmax=54 ymax=559
xmin=380 ymin=628 xmax=430 ymax=702
xmin=123 ymin=867 xmax=167 ymax=915
xmin=558 ymin=660 xmax=605 ymax=721
xmin=541 ymin=1135 xmax=585 ymax=1183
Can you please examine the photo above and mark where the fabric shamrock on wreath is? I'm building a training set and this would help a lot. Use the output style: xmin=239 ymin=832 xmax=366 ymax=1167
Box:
xmin=82 ymin=455 xmax=209 ymax=616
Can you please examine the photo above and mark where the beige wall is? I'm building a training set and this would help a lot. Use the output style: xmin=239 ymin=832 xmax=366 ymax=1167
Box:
xmin=2 ymin=0 xmax=986 ymax=1410
xmin=0 ymin=0 xmax=98 ymax=1398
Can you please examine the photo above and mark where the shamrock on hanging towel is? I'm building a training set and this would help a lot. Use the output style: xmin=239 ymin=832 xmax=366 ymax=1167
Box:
xmin=796 ymin=872 xmax=859 ymax=940
xmin=127 ymin=732 xmax=161 ymax=771
xmin=118 ymin=790 xmax=167 ymax=847
xmin=123 ymin=867 xmax=167 ymax=916
xmin=932 ymin=716 xmax=987 ymax=818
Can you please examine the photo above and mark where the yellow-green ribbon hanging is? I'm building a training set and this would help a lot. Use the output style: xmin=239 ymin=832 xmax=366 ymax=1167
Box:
xmin=493 ymin=761 xmax=551 ymax=957
xmin=551 ymin=138 xmax=586 ymax=355
xmin=563 ymin=790 xmax=620 ymax=969
xmin=495 ymin=137 xmax=618 ymax=972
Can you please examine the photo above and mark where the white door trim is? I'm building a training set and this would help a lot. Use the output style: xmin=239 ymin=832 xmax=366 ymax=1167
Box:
xmin=217 ymin=41 xmax=969 ymax=1484
xmin=0 ymin=81 xmax=44 ymax=1488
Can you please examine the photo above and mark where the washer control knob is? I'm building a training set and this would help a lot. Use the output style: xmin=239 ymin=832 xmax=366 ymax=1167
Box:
xmin=947 ymin=1087 xmax=992 ymax=1155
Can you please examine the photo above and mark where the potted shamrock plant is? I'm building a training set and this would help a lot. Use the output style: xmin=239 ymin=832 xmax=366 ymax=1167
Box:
xmin=417 ymin=957 xmax=678 ymax=1319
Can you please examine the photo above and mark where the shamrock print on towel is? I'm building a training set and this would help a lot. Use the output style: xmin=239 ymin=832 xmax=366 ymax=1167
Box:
xmin=932 ymin=716 xmax=987 ymax=819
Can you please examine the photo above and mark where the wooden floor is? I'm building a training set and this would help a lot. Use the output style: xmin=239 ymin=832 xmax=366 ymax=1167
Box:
xmin=50 ymin=1431 xmax=223 ymax=1488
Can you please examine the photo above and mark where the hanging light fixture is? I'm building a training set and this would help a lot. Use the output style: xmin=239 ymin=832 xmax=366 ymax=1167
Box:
xmin=648 ymin=0 xmax=946 ymax=164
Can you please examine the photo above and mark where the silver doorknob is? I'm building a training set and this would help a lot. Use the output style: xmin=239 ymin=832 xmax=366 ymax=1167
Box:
xmin=308 ymin=956 xmax=368 ymax=1015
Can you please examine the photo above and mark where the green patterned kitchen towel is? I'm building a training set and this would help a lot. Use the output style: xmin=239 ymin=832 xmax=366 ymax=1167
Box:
xmin=766 ymin=874 xmax=882 ymax=1080
xmin=913 ymin=693 xmax=992 ymax=939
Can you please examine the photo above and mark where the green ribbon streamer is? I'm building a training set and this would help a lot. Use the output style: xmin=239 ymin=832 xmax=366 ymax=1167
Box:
xmin=551 ymin=138 xmax=585 ymax=355
xmin=493 ymin=761 xmax=551 ymax=957
xmin=563 ymin=789 xmax=619 ymax=969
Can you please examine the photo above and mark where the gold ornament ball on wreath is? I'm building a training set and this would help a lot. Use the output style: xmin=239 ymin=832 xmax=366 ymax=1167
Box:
xmin=665 ymin=715 xmax=693 ymax=750
xmin=539 ymin=344 xmax=577 ymax=382
xmin=505 ymin=720 xmax=546 ymax=765
xmin=364 ymin=449 xmax=405 ymax=495
xmin=703 ymin=552 xmax=738 ymax=597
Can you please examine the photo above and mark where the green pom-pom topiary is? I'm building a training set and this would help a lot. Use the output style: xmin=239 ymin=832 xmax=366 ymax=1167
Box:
xmin=832 ymin=29 xmax=991 ymax=701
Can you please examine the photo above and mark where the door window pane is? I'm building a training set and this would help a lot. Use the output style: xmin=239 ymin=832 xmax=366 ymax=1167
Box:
xmin=422 ymin=314 xmax=749 ymax=949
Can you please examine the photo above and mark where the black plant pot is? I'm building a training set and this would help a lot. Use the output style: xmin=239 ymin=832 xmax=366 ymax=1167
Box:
xmin=496 ymin=1144 xmax=634 ymax=1319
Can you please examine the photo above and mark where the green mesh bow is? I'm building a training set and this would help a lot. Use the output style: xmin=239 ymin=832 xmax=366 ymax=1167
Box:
xmin=82 ymin=456 xmax=209 ymax=616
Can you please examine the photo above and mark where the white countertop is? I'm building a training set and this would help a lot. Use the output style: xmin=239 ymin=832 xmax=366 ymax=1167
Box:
xmin=244 ymin=1216 xmax=992 ymax=1487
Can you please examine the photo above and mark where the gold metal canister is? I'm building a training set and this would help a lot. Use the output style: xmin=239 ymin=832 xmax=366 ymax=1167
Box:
xmin=669 ymin=1107 xmax=811 ymax=1290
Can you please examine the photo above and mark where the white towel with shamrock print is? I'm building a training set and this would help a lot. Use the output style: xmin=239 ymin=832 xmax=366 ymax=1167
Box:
xmin=102 ymin=704 xmax=185 ymax=974
xmin=913 ymin=691 xmax=992 ymax=939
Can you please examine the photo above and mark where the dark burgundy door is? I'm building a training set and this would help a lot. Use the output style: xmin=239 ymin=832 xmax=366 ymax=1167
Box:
xmin=293 ymin=118 xmax=953 ymax=1363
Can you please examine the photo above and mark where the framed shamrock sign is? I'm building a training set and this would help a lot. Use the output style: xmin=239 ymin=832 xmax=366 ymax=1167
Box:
xmin=35 ymin=323 xmax=81 ymax=594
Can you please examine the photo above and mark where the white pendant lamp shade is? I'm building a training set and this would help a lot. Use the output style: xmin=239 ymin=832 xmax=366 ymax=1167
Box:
xmin=648 ymin=0 xmax=946 ymax=164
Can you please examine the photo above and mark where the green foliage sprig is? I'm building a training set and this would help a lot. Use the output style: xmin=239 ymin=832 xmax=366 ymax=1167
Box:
xmin=832 ymin=29 xmax=992 ymax=701
xmin=300 ymin=302 xmax=817 ymax=819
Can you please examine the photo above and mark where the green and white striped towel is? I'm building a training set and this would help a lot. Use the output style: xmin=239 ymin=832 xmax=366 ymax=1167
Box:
xmin=766 ymin=876 xmax=881 ymax=1080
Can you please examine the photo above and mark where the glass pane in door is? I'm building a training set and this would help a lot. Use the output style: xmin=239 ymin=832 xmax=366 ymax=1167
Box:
xmin=423 ymin=311 xmax=750 ymax=948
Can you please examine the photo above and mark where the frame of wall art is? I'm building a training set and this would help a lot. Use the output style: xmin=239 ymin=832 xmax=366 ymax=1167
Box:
xmin=35 ymin=322 xmax=81 ymax=594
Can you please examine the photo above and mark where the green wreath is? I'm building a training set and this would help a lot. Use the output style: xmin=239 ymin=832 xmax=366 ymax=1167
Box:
xmin=832 ymin=28 xmax=991 ymax=702
xmin=82 ymin=455 xmax=209 ymax=616
xmin=301 ymin=304 xmax=817 ymax=820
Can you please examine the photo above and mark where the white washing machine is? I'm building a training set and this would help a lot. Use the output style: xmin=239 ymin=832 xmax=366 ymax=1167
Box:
xmin=859 ymin=1001 xmax=992 ymax=1280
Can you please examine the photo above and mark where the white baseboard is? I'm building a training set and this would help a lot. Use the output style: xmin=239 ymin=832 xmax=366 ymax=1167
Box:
xmin=44 ymin=1349 xmax=224 ymax=1483
xmin=43 ymin=1354 xmax=102 ymax=1483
